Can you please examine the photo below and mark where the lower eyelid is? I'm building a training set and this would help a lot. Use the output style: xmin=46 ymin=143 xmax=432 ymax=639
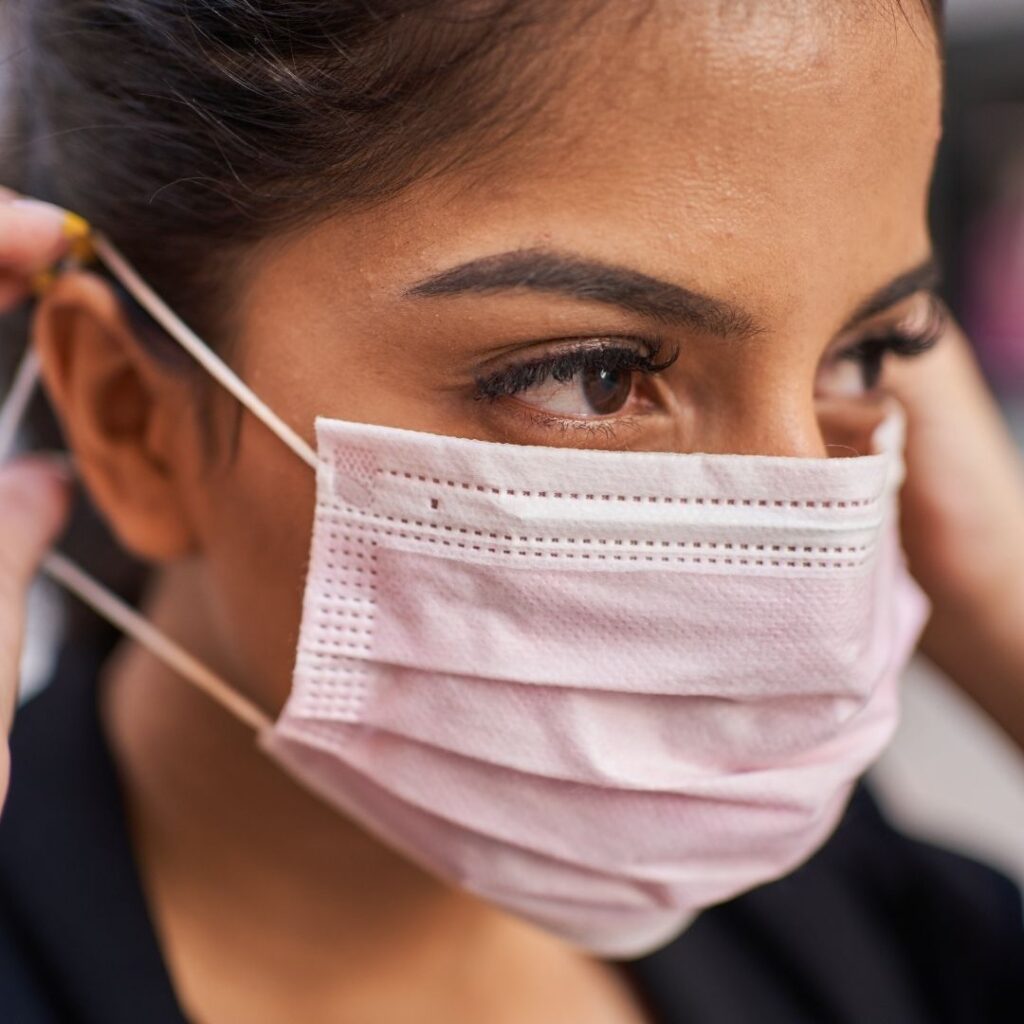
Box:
xmin=519 ymin=409 xmax=647 ymax=446
xmin=499 ymin=385 xmax=659 ymax=430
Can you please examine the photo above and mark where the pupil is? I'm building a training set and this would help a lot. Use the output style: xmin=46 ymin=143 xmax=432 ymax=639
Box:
xmin=582 ymin=367 xmax=631 ymax=415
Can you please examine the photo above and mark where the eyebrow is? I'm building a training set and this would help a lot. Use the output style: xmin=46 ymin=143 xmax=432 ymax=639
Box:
xmin=406 ymin=248 xmax=942 ymax=339
xmin=406 ymin=248 xmax=762 ymax=340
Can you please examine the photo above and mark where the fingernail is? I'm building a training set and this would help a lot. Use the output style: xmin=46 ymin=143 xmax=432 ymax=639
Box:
xmin=7 ymin=200 xmax=92 ymax=241
xmin=64 ymin=211 xmax=95 ymax=263
xmin=6 ymin=200 xmax=79 ymax=267
xmin=61 ymin=210 xmax=91 ymax=241
xmin=6 ymin=201 xmax=94 ymax=270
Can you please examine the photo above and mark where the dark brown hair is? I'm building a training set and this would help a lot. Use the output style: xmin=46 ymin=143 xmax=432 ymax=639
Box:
xmin=3 ymin=0 xmax=944 ymax=348
xmin=3 ymin=1 xmax=590 ymax=348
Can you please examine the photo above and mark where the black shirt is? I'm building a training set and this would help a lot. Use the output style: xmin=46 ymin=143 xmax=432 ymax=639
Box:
xmin=1 ymin=653 xmax=1022 ymax=1023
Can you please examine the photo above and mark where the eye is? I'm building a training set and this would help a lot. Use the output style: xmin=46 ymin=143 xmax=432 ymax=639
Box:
xmin=512 ymin=362 xmax=634 ymax=416
xmin=474 ymin=341 xmax=678 ymax=420
xmin=817 ymin=295 xmax=947 ymax=397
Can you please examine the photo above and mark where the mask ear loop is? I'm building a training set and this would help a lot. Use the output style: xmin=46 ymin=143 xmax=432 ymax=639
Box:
xmin=0 ymin=363 xmax=273 ymax=731
xmin=89 ymin=233 xmax=317 ymax=470
xmin=0 ymin=345 xmax=40 ymax=463
xmin=41 ymin=552 xmax=272 ymax=731
xmin=0 ymin=221 xmax=288 ymax=733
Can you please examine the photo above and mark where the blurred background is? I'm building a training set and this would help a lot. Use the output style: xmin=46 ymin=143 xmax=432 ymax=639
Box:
xmin=871 ymin=0 xmax=1024 ymax=887
xmin=2 ymin=0 xmax=1024 ymax=887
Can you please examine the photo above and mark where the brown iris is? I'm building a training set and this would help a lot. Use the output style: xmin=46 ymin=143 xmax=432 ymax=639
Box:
xmin=582 ymin=366 xmax=632 ymax=415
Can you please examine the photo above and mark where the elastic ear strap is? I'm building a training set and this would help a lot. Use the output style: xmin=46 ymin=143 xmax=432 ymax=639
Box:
xmin=90 ymin=233 xmax=318 ymax=470
xmin=42 ymin=551 xmax=273 ymax=732
xmin=0 ymin=346 xmax=40 ymax=463
xmin=0 ymin=239 xmax=273 ymax=733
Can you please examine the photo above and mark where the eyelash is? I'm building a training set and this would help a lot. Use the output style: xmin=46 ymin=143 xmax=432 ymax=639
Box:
xmin=474 ymin=339 xmax=679 ymax=402
xmin=473 ymin=296 xmax=946 ymax=406
xmin=836 ymin=296 xmax=947 ymax=388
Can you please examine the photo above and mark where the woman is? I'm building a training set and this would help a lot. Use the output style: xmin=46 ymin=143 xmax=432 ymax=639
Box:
xmin=1 ymin=1 xmax=1023 ymax=1021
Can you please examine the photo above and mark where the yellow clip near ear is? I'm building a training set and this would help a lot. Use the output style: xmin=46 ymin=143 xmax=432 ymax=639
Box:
xmin=30 ymin=210 xmax=95 ymax=297
xmin=62 ymin=210 xmax=95 ymax=263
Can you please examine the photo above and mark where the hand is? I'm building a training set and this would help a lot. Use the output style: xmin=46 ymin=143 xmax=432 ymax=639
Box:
xmin=0 ymin=459 xmax=71 ymax=802
xmin=0 ymin=189 xmax=78 ymax=312
xmin=1 ymin=191 xmax=78 ymax=804
xmin=885 ymin=320 xmax=1024 ymax=750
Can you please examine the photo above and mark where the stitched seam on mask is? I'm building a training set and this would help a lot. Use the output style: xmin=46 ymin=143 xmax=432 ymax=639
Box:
xmin=327 ymin=506 xmax=876 ymax=558
xmin=304 ymin=522 xmax=378 ymax=720
xmin=327 ymin=519 xmax=872 ymax=570
xmin=380 ymin=470 xmax=883 ymax=509
xmin=326 ymin=506 xmax=873 ymax=557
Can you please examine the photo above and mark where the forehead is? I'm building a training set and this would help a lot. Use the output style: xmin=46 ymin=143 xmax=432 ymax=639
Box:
xmin=536 ymin=6 xmax=940 ymax=240
xmin=548 ymin=1 xmax=942 ymax=182
xmin=460 ymin=7 xmax=932 ymax=282
xmin=268 ymin=1 xmax=942 ymax=327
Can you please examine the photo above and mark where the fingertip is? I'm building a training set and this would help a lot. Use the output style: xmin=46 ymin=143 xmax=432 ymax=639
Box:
xmin=0 ymin=455 xmax=74 ymax=545
xmin=1 ymin=199 xmax=72 ymax=268
xmin=7 ymin=197 xmax=67 ymax=229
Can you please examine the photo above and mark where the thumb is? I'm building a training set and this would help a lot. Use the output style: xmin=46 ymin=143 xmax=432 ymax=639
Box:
xmin=0 ymin=457 xmax=72 ymax=733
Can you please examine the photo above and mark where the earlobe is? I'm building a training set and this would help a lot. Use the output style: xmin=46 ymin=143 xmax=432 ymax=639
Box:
xmin=31 ymin=270 xmax=199 ymax=562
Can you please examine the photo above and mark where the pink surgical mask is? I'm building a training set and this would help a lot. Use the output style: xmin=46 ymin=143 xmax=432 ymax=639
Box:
xmin=3 ymin=232 xmax=929 ymax=959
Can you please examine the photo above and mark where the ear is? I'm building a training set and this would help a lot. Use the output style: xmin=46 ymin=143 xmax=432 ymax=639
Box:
xmin=32 ymin=269 xmax=200 ymax=561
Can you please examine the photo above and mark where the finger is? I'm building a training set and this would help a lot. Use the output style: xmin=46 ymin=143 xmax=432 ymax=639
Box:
xmin=0 ymin=456 xmax=72 ymax=590
xmin=886 ymin=324 xmax=1019 ymax=463
xmin=0 ymin=197 xmax=71 ymax=271
xmin=0 ymin=457 xmax=73 ymax=732
xmin=885 ymin=320 xmax=981 ymax=401
xmin=887 ymin=323 xmax=1024 ymax=600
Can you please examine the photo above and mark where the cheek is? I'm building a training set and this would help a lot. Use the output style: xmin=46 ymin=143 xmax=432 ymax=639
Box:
xmin=195 ymin=413 xmax=317 ymax=713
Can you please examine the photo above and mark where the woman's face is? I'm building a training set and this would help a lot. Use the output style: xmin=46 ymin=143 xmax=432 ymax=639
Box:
xmin=66 ymin=1 xmax=944 ymax=710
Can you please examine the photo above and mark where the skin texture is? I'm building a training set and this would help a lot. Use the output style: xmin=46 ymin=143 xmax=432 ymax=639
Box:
xmin=1 ymin=0 xmax=1017 ymax=1021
